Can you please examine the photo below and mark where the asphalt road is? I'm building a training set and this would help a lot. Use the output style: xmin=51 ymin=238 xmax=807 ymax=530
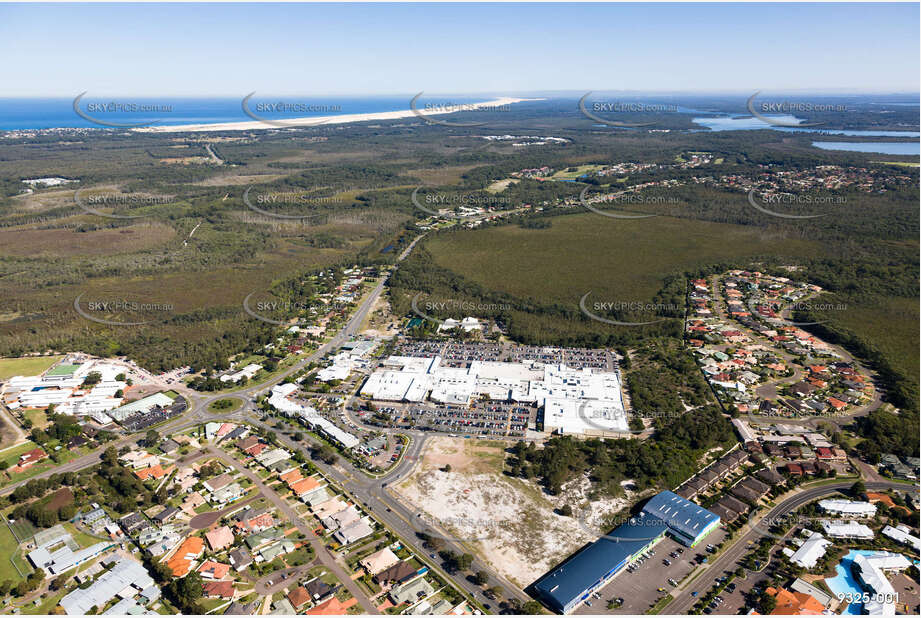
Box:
xmin=662 ymin=479 xmax=909 ymax=614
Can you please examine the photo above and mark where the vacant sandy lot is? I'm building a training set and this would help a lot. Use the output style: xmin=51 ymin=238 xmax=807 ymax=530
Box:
xmin=396 ymin=436 xmax=631 ymax=588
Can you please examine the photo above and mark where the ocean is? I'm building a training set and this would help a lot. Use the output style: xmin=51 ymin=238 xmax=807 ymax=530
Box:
xmin=0 ymin=95 xmax=496 ymax=130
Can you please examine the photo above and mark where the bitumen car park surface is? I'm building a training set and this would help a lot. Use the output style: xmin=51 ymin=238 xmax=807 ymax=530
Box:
xmin=573 ymin=527 xmax=729 ymax=615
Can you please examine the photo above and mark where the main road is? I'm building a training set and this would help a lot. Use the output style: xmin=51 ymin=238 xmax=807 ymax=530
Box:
xmin=662 ymin=479 xmax=909 ymax=614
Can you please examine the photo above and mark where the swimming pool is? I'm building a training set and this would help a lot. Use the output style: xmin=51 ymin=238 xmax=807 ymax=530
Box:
xmin=824 ymin=549 xmax=898 ymax=615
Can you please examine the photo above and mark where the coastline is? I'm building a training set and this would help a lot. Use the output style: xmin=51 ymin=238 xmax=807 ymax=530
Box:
xmin=134 ymin=96 xmax=537 ymax=133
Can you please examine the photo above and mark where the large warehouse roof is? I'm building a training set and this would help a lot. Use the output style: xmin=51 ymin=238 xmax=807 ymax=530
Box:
xmin=533 ymin=514 xmax=668 ymax=613
xmin=641 ymin=491 xmax=720 ymax=544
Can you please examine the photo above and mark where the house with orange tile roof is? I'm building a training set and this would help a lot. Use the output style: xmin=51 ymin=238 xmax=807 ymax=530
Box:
xmin=827 ymin=397 xmax=847 ymax=411
xmin=290 ymin=476 xmax=321 ymax=496
xmin=135 ymin=464 xmax=172 ymax=481
xmin=166 ymin=536 xmax=204 ymax=577
xmin=305 ymin=597 xmax=358 ymax=615
xmin=765 ymin=586 xmax=824 ymax=615
xmin=280 ymin=469 xmax=303 ymax=484
xmin=235 ymin=512 xmax=274 ymax=533
xmin=197 ymin=560 xmax=232 ymax=580
xmin=205 ymin=525 xmax=235 ymax=552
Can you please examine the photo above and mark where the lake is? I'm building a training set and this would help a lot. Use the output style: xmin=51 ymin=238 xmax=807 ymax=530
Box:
xmin=693 ymin=115 xmax=920 ymax=137
xmin=812 ymin=141 xmax=920 ymax=155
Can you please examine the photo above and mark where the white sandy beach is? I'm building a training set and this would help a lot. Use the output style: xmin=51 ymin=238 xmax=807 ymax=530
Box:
xmin=135 ymin=96 xmax=536 ymax=133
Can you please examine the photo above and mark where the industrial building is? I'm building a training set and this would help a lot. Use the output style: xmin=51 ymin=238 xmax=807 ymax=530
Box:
xmin=532 ymin=491 xmax=719 ymax=614
xmin=360 ymin=355 xmax=628 ymax=434
xmin=268 ymin=384 xmax=360 ymax=449
xmin=59 ymin=558 xmax=156 ymax=615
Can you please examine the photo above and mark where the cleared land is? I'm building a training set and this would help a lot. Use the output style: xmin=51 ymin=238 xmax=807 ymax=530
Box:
xmin=395 ymin=436 xmax=630 ymax=588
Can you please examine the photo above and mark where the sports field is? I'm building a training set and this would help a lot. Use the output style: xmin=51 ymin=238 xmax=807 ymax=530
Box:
xmin=0 ymin=356 xmax=62 ymax=380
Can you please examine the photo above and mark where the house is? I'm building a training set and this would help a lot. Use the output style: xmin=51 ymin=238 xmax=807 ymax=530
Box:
xmin=360 ymin=547 xmax=401 ymax=575
xmin=182 ymin=491 xmax=206 ymax=515
xmin=333 ymin=518 xmax=374 ymax=546
xmin=210 ymin=482 xmax=245 ymax=505
xmin=390 ymin=575 xmax=435 ymax=606
xmin=305 ymin=577 xmax=336 ymax=603
xmin=203 ymin=580 xmax=235 ymax=600
xmin=288 ymin=586 xmax=312 ymax=609
xmin=153 ymin=506 xmax=180 ymax=524
xmin=374 ymin=560 xmax=419 ymax=585
xmin=119 ymin=512 xmax=149 ymax=535
xmin=159 ymin=438 xmax=181 ymax=454
xmin=756 ymin=468 xmax=785 ymax=485
xmin=17 ymin=447 xmax=48 ymax=469
xmin=257 ymin=540 xmax=296 ymax=563
xmin=765 ymin=586 xmax=825 ymax=615
xmin=203 ymin=473 xmax=233 ymax=492
xmin=290 ymin=476 xmax=321 ymax=497
xmin=198 ymin=560 xmax=232 ymax=580
xmin=785 ymin=463 xmax=804 ymax=477
xmin=228 ymin=547 xmax=252 ymax=572
xmin=205 ymin=526 xmax=235 ymax=552
xmin=166 ymin=536 xmax=205 ymax=577
xmin=135 ymin=464 xmax=171 ymax=481
xmin=236 ymin=512 xmax=275 ymax=534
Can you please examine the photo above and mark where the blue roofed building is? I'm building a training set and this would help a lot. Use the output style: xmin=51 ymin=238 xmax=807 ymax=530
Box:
xmin=532 ymin=514 xmax=668 ymax=614
xmin=532 ymin=491 xmax=720 ymax=614
xmin=641 ymin=490 xmax=721 ymax=547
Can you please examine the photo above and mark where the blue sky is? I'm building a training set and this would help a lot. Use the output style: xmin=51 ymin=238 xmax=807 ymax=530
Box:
xmin=0 ymin=2 xmax=918 ymax=96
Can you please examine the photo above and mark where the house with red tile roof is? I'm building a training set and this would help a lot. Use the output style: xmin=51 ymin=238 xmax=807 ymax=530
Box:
xmin=826 ymin=398 xmax=847 ymax=411
xmin=202 ymin=580 xmax=236 ymax=599
xmin=287 ymin=586 xmax=312 ymax=609
xmin=18 ymin=448 xmax=47 ymax=469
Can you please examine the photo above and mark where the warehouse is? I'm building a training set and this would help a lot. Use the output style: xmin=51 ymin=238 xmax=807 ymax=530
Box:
xmin=642 ymin=491 xmax=721 ymax=547
xmin=533 ymin=491 xmax=719 ymax=614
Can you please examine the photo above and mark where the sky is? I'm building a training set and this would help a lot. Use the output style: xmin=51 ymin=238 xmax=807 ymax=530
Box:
xmin=0 ymin=2 xmax=918 ymax=96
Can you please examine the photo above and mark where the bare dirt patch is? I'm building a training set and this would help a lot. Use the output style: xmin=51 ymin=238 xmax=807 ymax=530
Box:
xmin=0 ymin=222 xmax=177 ymax=257
xmin=396 ymin=436 xmax=631 ymax=588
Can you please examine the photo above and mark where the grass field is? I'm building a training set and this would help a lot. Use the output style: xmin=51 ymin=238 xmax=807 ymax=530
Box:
xmin=424 ymin=213 xmax=822 ymax=307
xmin=208 ymin=398 xmax=243 ymax=413
xmin=0 ymin=356 xmax=62 ymax=380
